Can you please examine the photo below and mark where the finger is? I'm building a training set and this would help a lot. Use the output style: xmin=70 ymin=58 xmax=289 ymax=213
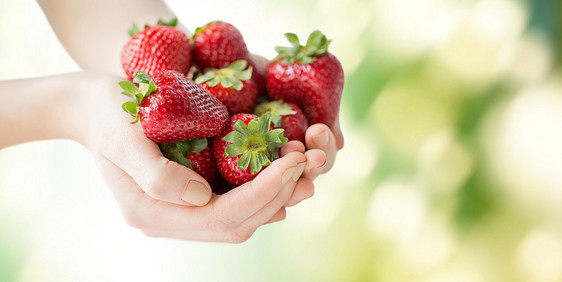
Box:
xmin=331 ymin=117 xmax=345 ymax=150
xmin=285 ymin=178 xmax=315 ymax=207
xmin=102 ymin=127 xmax=212 ymax=207
xmin=302 ymin=149 xmax=327 ymax=180
xmin=305 ymin=123 xmax=339 ymax=172
xmin=250 ymin=53 xmax=269 ymax=77
xmin=280 ymin=140 xmax=306 ymax=156
xmin=265 ymin=207 xmax=287 ymax=224
xmin=211 ymin=153 xmax=304 ymax=226
xmin=237 ymin=153 xmax=306 ymax=230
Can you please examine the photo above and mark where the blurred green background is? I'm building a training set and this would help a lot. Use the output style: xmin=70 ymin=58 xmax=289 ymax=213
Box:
xmin=1 ymin=0 xmax=562 ymax=281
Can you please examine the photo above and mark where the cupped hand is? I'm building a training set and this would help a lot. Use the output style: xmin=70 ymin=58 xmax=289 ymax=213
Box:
xmin=251 ymin=54 xmax=345 ymax=208
xmin=78 ymin=72 xmax=313 ymax=242
xmin=280 ymin=120 xmax=344 ymax=207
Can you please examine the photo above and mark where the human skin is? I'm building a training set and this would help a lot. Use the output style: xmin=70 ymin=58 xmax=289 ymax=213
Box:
xmin=0 ymin=0 xmax=344 ymax=242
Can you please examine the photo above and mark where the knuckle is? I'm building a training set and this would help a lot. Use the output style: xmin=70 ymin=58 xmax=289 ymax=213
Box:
xmin=304 ymin=185 xmax=315 ymax=199
xmin=142 ymin=171 xmax=168 ymax=199
xmin=140 ymin=228 xmax=161 ymax=238
xmin=212 ymin=214 xmax=238 ymax=233
xmin=210 ymin=202 xmax=239 ymax=233
xmin=226 ymin=229 xmax=254 ymax=244
xmin=277 ymin=210 xmax=287 ymax=221
xmin=122 ymin=209 xmax=146 ymax=229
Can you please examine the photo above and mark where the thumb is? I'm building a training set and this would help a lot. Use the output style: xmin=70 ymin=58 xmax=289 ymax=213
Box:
xmin=105 ymin=131 xmax=213 ymax=206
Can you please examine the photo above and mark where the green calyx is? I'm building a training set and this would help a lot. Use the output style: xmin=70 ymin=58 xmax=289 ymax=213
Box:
xmin=128 ymin=17 xmax=178 ymax=37
xmin=195 ymin=60 xmax=253 ymax=91
xmin=253 ymin=100 xmax=297 ymax=127
xmin=273 ymin=30 xmax=331 ymax=64
xmin=119 ymin=71 xmax=158 ymax=124
xmin=222 ymin=113 xmax=288 ymax=174
xmin=159 ymin=138 xmax=208 ymax=170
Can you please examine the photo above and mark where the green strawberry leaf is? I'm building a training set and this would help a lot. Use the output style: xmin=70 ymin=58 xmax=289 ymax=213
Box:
xmin=247 ymin=117 xmax=260 ymax=134
xmin=223 ymin=131 xmax=245 ymax=144
xmin=250 ymin=152 xmax=260 ymax=174
xmin=133 ymin=71 xmax=152 ymax=84
xmin=306 ymin=30 xmax=324 ymax=48
xmin=224 ymin=143 xmax=245 ymax=157
xmin=274 ymin=30 xmax=331 ymax=65
xmin=119 ymin=81 xmax=140 ymax=97
xmin=233 ymin=66 xmax=253 ymax=81
xmin=159 ymin=143 xmax=193 ymax=170
xmin=221 ymin=76 xmax=234 ymax=88
xmin=253 ymin=100 xmax=297 ymax=127
xmin=135 ymin=93 xmax=144 ymax=105
xmin=232 ymin=120 xmax=250 ymax=135
xmin=176 ymin=138 xmax=208 ymax=157
xmin=224 ymin=114 xmax=288 ymax=175
xmin=195 ymin=60 xmax=252 ymax=90
xmin=208 ymin=76 xmax=221 ymax=87
xmin=237 ymin=152 xmax=252 ymax=171
xmin=128 ymin=23 xmax=141 ymax=37
xmin=231 ymin=79 xmax=243 ymax=91
xmin=122 ymin=101 xmax=138 ymax=117
xmin=229 ymin=60 xmax=247 ymax=71
xmin=193 ymin=21 xmax=221 ymax=38
xmin=176 ymin=141 xmax=193 ymax=157
xmin=119 ymin=71 xmax=158 ymax=123
xmin=157 ymin=17 xmax=178 ymax=27
xmin=285 ymin=33 xmax=300 ymax=46
xmin=257 ymin=113 xmax=271 ymax=135
xmin=190 ymin=138 xmax=208 ymax=153
xmin=195 ymin=71 xmax=217 ymax=84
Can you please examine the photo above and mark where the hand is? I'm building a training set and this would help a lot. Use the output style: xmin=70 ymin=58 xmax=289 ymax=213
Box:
xmin=251 ymin=54 xmax=345 ymax=208
xmin=279 ymin=120 xmax=344 ymax=207
xmin=74 ymin=72 xmax=311 ymax=242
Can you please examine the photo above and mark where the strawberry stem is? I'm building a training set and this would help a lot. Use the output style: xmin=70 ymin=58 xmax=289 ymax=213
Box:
xmin=118 ymin=71 xmax=158 ymax=123
xmin=159 ymin=138 xmax=209 ymax=170
xmin=273 ymin=30 xmax=332 ymax=64
xmin=222 ymin=113 xmax=288 ymax=174
xmin=195 ymin=60 xmax=253 ymax=91
xmin=253 ymin=100 xmax=297 ymax=127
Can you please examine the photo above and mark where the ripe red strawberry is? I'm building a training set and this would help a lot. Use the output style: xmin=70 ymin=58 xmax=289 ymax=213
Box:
xmin=119 ymin=70 xmax=229 ymax=143
xmin=192 ymin=21 xmax=266 ymax=93
xmin=267 ymin=30 xmax=344 ymax=126
xmin=213 ymin=113 xmax=288 ymax=185
xmin=195 ymin=60 xmax=258 ymax=115
xmin=159 ymin=138 xmax=216 ymax=185
xmin=254 ymin=100 xmax=308 ymax=142
xmin=121 ymin=18 xmax=193 ymax=80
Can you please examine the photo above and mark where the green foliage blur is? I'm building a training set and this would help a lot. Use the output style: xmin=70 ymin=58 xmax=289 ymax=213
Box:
xmin=259 ymin=0 xmax=562 ymax=281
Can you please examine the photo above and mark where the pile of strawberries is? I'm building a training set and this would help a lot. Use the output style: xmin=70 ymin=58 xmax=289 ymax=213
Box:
xmin=119 ymin=18 xmax=344 ymax=193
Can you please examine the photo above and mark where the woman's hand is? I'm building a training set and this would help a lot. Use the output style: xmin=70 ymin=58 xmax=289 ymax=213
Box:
xmin=0 ymin=69 xmax=342 ymax=242
xmin=74 ymin=72 xmax=320 ymax=242
xmin=251 ymin=54 xmax=345 ymax=208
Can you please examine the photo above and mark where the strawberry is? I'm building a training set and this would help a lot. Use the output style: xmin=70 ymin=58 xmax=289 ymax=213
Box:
xmin=192 ymin=21 xmax=266 ymax=93
xmin=121 ymin=18 xmax=193 ymax=80
xmin=213 ymin=113 xmax=288 ymax=185
xmin=267 ymin=30 xmax=344 ymax=126
xmin=119 ymin=70 xmax=229 ymax=143
xmin=253 ymin=100 xmax=308 ymax=142
xmin=195 ymin=60 xmax=258 ymax=115
xmin=159 ymin=138 xmax=216 ymax=185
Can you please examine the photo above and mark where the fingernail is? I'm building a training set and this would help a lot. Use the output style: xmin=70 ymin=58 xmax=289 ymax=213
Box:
xmin=182 ymin=180 xmax=211 ymax=206
xmin=282 ymin=166 xmax=298 ymax=185
xmin=292 ymin=162 xmax=306 ymax=181
xmin=313 ymin=130 xmax=329 ymax=148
